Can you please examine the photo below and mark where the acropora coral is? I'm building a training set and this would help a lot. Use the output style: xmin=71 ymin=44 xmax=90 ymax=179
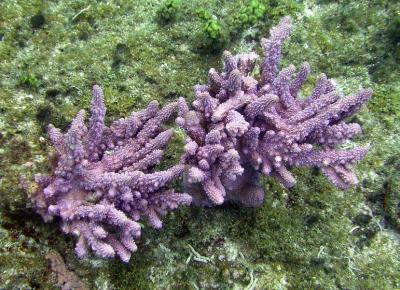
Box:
xmin=177 ymin=16 xmax=372 ymax=206
xmin=32 ymin=85 xmax=191 ymax=262
xmin=31 ymin=16 xmax=372 ymax=263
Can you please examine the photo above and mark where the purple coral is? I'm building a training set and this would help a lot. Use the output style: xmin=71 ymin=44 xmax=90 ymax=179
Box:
xmin=177 ymin=16 xmax=372 ymax=207
xmin=32 ymin=85 xmax=191 ymax=262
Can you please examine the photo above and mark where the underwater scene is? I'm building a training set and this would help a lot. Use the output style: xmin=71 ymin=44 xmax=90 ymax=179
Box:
xmin=0 ymin=0 xmax=399 ymax=289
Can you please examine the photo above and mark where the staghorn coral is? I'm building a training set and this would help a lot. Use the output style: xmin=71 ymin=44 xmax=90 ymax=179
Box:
xmin=177 ymin=16 xmax=372 ymax=207
xmin=32 ymin=85 xmax=191 ymax=262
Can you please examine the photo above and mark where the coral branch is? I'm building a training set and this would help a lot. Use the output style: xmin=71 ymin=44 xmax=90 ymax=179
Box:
xmin=177 ymin=16 xmax=371 ymax=206
xmin=32 ymin=86 xmax=191 ymax=262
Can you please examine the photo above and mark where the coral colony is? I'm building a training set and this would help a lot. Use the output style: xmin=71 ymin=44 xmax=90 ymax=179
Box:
xmin=33 ymin=85 xmax=192 ymax=262
xmin=177 ymin=16 xmax=372 ymax=207
xmin=32 ymin=16 xmax=371 ymax=261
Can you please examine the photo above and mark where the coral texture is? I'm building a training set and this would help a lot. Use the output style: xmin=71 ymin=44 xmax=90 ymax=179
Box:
xmin=177 ymin=16 xmax=372 ymax=207
xmin=33 ymin=85 xmax=191 ymax=262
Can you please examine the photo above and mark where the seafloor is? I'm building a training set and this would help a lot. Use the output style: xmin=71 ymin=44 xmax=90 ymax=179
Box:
xmin=0 ymin=0 xmax=399 ymax=289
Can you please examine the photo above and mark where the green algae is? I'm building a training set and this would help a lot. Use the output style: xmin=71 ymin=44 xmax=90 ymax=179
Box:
xmin=157 ymin=0 xmax=182 ymax=24
xmin=0 ymin=0 xmax=399 ymax=289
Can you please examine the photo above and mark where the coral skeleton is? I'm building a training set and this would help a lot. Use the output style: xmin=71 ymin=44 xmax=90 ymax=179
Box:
xmin=177 ymin=16 xmax=372 ymax=207
xmin=46 ymin=250 xmax=88 ymax=290
xmin=33 ymin=85 xmax=191 ymax=262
